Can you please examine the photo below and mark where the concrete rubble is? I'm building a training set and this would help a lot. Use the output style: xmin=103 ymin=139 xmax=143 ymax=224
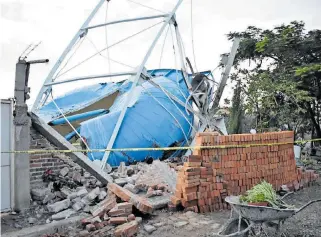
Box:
xmin=26 ymin=159 xmax=179 ymax=236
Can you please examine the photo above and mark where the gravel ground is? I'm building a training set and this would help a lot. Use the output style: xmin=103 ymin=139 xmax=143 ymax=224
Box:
xmin=280 ymin=180 xmax=321 ymax=237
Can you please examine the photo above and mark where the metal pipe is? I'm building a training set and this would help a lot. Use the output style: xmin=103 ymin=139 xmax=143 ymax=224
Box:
xmin=44 ymin=71 xmax=136 ymax=86
xmin=27 ymin=59 xmax=49 ymax=64
xmin=211 ymin=38 xmax=240 ymax=111
xmin=65 ymin=127 xmax=81 ymax=141
xmin=49 ymin=109 xmax=109 ymax=126
xmin=32 ymin=0 xmax=106 ymax=111
xmin=174 ymin=24 xmax=191 ymax=90
xmin=100 ymin=0 xmax=184 ymax=170
xmin=83 ymin=14 xmax=169 ymax=30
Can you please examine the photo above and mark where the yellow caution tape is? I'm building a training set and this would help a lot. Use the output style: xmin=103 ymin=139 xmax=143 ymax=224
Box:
xmin=1 ymin=138 xmax=320 ymax=154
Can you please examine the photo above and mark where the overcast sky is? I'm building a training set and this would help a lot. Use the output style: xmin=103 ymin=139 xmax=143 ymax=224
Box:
xmin=1 ymin=0 xmax=321 ymax=107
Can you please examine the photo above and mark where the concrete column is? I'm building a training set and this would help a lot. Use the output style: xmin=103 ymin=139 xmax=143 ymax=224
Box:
xmin=13 ymin=60 xmax=31 ymax=211
xmin=13 ymin=104 xmax=31 ymax=211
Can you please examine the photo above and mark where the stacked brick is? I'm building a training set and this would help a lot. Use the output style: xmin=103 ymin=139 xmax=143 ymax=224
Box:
xmin=172 ymin=131 xmax=319 ymax=213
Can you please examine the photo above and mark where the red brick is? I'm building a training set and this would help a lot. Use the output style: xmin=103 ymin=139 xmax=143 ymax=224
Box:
xmin=91 ymin=194 xmax=117 ymax=217
xmin=171 ymin=196 xmax=181 ymax=206
xmin=108 ymin=184 xmax=153 ymax=214
xmin=188 ymin=155 xmax=202 ymax=162
xmin=184 ymin=162 xmax=201 ymax=167
xmin=183 ymin=192 xmax=197 ymax=201
xmin=114 ymin=221 xmax=138 ymax=237
xmin=109 ymin=217 xmax=128 ymax=225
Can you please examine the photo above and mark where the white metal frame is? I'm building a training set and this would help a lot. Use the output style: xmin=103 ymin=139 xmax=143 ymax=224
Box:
xmin=100 ymin=0 xmax=184 ymax=169
xmin=32 ymin=0 xmax=106 ymax=111
xmin=32 ymin=0 xmax=189 ymax=170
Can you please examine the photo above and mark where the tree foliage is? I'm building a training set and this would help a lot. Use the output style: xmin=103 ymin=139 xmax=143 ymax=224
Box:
xmin=228 ymin=80 xmax=244 ymax=134
xmin=226 ymin=21 xmax=321 ymax=136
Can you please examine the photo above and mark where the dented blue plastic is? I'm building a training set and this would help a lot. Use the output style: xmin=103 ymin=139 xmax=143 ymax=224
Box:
xmin=37 ymin=69 xmax=213 ymax=166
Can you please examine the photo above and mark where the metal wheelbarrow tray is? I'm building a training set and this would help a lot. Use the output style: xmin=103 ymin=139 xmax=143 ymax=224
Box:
xmin=225 ymin=196 xmax=321 ymax=223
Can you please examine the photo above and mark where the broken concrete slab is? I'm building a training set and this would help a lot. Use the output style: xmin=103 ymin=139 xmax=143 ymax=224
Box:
xmin=124 ymin=183 xmax=139 ymax=194
xmin=60 ymin=167 xmax=69 ymax=177
xmin=31 ymin=188 xmax=51 ymax=201
xmin=98 ymin=190 xmax=107 ymax=200
xmin=60 ymin=187 xmax=73 ymax=199
xmin=72 ymin=171 xmax=82 ymax=183
xmin=47 ymin=199 xmax=71 ymax=213
xmin=135 ymin=160 xmax=177 ymax=192
xmin=51 ymin=209 xmax=76 ymax=220
xmin=42 ymin=193 xmax=56 ymax=204
xmin=144 ymin=224 xmax=156 ymax=234
xmin=77 ymin=188 xmax=88 ymax=198
xmin=31 ymin=113 xmax=113 ymax=184
xmin=114 ymin=178 xmax=129 ymax=187
xmin=68 ymin=192 xmax=78 ymax=200
xmin=117 ymin=162 xmax=128 ymax=178
xmin=87 ymin=187 xmax=100 ymax=201
xmin=146 ymin=194 xmax=171 ymax=210
xmin=72 ymin=201 xmax=85 ymax=211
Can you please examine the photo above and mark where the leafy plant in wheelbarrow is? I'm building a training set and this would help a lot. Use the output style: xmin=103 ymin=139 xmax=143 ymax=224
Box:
xmin=240 ymin=181 xmax=293 ymax=208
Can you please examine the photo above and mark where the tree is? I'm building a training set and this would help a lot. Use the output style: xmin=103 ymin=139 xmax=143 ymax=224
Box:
xmin=228 ymin=80 xmax=244 ymax=134
xmin=226 ymin=21 xmax=321 ymax=137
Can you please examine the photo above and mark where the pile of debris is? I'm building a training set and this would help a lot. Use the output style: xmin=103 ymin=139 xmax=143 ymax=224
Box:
xmin=30 ymin=160 xmax=178 ymax=236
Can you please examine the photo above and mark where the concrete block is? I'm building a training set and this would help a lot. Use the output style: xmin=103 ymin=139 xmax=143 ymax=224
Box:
xmin=143 ymin=224 xmax=156 ymax=234
xmin=124 ymin=183 xmax=139 ymax=194
xmin=31 ymin=188 xmax=50 ymax=201
xmin=43 ymin=193 xmax=56 ymax=204
xmin=51 ymin=209 xmax=76 ymax=220
xmin=77 ymin=188 xmax=88 ymax=198
xmin=60 ymin=167 xmax=69 ymax=177
xmin=87 ymin=187 xmax=100 ymax=201
xmin=72 ymin=201 xmax=85 ymax=211
xmin=47 ymin=199 xmax=71 ymax=213
xmin=98 ymin=190 xmax=107 ymax=200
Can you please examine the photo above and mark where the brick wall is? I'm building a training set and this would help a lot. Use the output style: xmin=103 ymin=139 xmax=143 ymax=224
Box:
xmin=29 ymin=127 xmax=70 ymax=187
xmin=172 ymin=131 xmax=319 ymax=213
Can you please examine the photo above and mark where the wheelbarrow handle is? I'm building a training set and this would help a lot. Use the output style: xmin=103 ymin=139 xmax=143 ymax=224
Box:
xmin=280 ymin=192 xmax=294 ymax=200
xmin=296 ymin=199 xmax=321 ymax=213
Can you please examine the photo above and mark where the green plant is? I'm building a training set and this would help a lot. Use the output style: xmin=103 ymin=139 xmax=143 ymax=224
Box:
xmin=241 ymin=181 xmax=279 ymax=207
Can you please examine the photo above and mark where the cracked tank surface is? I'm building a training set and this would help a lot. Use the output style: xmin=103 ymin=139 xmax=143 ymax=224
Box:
xmin=37 ymin=69 xmax=212 ymax=166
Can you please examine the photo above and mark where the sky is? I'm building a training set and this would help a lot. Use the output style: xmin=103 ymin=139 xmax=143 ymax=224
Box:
xmin=1 ymin=0 xmax=321 ymax=107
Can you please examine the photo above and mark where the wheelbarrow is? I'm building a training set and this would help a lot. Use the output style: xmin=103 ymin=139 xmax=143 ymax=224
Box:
xmin=213 ymin=218 xmax=254 ymax=237
xmin=222 ymin=195 xmax=321 ymax=236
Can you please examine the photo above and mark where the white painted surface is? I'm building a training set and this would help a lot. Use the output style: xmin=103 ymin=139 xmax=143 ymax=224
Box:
xmin=294 ymin=145 xmax=301 ymax=160
xmin=1 ymin=99 xmax=13 ymax=212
